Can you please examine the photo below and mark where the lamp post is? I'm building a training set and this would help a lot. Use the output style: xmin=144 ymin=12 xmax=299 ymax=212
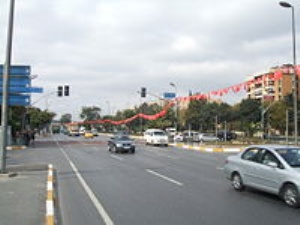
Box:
xmin=169 ymin=82 xmax=178 ymax=131
xmin=279 ymin=1 xmax=298 ymax=144
xmin=0 ymin=0 xmax=15 ymax=174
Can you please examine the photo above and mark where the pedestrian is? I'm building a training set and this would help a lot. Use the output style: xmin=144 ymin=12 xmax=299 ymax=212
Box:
xmin=23 ymin=130 xmax=30 ymax=146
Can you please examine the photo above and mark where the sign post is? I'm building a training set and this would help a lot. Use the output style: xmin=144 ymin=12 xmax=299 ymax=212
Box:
xmin=1 ymin=0 xmax=15 ymax=174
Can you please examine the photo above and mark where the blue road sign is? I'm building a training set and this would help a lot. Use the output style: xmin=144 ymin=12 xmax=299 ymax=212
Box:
xmin=0 ymin=78 xmax=31 ymax=86
xmin=0 ymin=95 xmax=30 ymax=106
xmin=163 ymin=92 xmax=176 ymax=99
xmin=0 ymin=65 xmax=31 ymax=76
xmin=0 ymin=86 xmax=43 ymax=93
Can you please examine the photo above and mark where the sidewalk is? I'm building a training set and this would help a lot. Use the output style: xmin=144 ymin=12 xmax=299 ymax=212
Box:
xmin=0 ymin=164 xmax=50 ymax=225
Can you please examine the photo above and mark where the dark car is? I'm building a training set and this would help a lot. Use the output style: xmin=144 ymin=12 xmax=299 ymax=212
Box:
xmin=108 ymin=135 xmax=135 ymax=154
xmin=217 ymin=131 xmax=237 ymax=141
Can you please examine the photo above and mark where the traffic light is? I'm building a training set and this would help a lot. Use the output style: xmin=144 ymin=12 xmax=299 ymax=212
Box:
xmin=64 ymin=85 xmax=70 ymax=96
xmin=57 ymin=86 xmax=63 ymax=97
xmin=141 ymin=87 xmax=146 ymax=98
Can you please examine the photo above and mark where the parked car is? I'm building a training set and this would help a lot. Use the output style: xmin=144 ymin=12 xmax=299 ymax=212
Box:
xmin=108 ymin=135 xmax=135 ymax=154
xmin=144 ymin=129 xmax=168 ymax=146
xmin=198 ymin=133 xmax=219 ymax=142
xmin=165 ymin=127 xmax=177 ymax=138
xmin=217 ymin=130 xmax=237 ymax=141
xmin=174 ymin=133 xmax=184 ymax=142
xmin=182 ymin=130 xmax=199 ymax=142
xmin=224 ymin=144 xmax=300 ymax=207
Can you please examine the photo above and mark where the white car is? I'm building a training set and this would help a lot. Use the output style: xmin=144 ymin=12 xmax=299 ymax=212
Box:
xmin=198 ymin=133 xmax=219 ymax=142
xmin=144 ymin=129 xmax=168 ymax=146
xmin=174 ymin=133 xmax=184 ymax=142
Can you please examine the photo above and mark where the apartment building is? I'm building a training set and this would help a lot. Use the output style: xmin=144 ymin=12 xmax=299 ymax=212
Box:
xmin=246 ymin=64 xmax=300 ymax=102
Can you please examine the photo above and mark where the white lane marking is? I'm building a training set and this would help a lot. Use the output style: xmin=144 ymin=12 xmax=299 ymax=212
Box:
xmin=46 ymin=200 xmax=54 ymax=216
xmin=216 ymin=167 xmax=224 ymax=171
xmin=110 ymin=154 xmax=123 ymax=161
xmin=146 ymin=169 xmax=184 ymax=186
xmin=58 ymin=143 xmax=114 ymax=225
xmin=165 ymin=155 xmax=178 ymax=159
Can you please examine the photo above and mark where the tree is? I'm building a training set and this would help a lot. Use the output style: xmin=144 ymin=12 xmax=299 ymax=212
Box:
xmin=60 ymin=113 xmax=72 ymax=123
xmin=235 ymin=98 xmax=261 ymax=137
xmin=80 ymin=106 xmax=101 ymax=121
xmin=268 ymin=101 xmax=289 ymax=134
xmin=27 ymin=107 xmax=56 ymax=130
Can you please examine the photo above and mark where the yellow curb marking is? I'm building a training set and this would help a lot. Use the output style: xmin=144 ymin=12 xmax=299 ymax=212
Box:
xmin=46 ymin=164 xmax=55 ymax=225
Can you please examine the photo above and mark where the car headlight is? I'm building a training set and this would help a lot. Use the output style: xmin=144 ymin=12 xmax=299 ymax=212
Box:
xmin=116 ymin=143 xmax=123 ymax=148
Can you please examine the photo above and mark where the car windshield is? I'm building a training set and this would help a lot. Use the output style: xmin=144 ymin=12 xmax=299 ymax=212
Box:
xmin=153 ymin=131 xmax=166 ymax=136
xmin=276 ymin=148 xmax=300 ymax=167
xmin=115 ymin=136 xmax=131 ymax=141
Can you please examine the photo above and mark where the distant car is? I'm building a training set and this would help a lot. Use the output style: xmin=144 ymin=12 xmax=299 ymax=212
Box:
xmin=182 ymin=130 xmax=199 ymax=142
xmin=224 ymin=145 xmax=300 ymax=208
xmin=217 ymin=131 xmax=237 ymax=141
xmin=69 ymin=129 xmax=80 ymax=137
xmin=165 ymin=127 xmax=177 ymax=138
xmin=144 ymin=129 xmax=168 ymax=146
xmin=91 ymin=128 xmax=98 ymax=136
xmin=198 ymin=133 xmax=219 ymax=142
xmin=108 ymin=135 xmax=135 ymax=154
xmin=174 ymin=133 xmax=184 ymax=142
xmin=84 ymin=130 xmax=94 ymax=138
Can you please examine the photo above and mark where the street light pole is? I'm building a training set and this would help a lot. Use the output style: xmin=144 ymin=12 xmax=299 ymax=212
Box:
xmin=169 ymin=82 xmax=178 ymax=131
xmin=279 ymin=1 xmax=298 ymax=144
xmin=0 ymin=0 xmax=15 ymax=174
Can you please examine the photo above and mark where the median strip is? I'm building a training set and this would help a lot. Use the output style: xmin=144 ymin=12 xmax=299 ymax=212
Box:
xmin=170 ymin=143 xmax=242 ymax=153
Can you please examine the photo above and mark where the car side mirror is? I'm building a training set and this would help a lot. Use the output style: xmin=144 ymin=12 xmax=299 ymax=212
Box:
xmin=267 ymin=161 xmax=278 ymax=168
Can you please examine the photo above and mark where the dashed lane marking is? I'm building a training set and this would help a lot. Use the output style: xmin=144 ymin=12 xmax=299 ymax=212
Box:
xmin=146 ymin=169 xmax=184 ymax=187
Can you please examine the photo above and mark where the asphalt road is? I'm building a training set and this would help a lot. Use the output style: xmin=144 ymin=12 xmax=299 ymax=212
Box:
xmin=11 ymin=134 xmax=300 ymax=225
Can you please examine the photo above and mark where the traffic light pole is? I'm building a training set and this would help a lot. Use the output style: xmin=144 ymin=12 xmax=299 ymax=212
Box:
xmin=1 ymin=0 xmax=15 ymax=174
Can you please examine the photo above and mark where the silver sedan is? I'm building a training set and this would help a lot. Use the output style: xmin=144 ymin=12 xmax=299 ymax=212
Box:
xmin=224 ymin=145 xmax=300 ymax=207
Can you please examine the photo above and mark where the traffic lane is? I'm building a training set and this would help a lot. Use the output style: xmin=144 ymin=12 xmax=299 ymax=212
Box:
xmin=60 ymin=141 xmax=300 ymax=225
xmin=63 ymin=144 xmax=205 ymax=225
xmin=48 ymin=135 xmax=108 ymax=225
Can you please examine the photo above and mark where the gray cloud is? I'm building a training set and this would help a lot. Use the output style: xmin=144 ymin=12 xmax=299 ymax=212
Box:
xmin=0 ymin=0 xmax=299 ymax=120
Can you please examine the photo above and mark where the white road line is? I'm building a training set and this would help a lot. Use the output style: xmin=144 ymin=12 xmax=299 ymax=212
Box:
xmin=57 ymin=141 xmax=114 ymax=225
xmin=146 ymin=169 xmax=184 ymax=186
xmin=216 ymin=167 xmax=224 ymax=171
xmin=110 ymin=154 xmax=123 ymax=161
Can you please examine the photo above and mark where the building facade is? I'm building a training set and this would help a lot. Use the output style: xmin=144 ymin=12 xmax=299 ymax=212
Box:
xmin=246 ymin=64 xmax=300 ymax=102
xmin=247 ymin=65 xmax=299 ymax=101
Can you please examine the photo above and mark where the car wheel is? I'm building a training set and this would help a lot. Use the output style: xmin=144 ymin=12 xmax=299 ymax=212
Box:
xmin=112 ymin=145 xmax=117 ymax=153
xmin=281 ymin=184 xmax=300 ymax=208
xmin=131 ymin=149 xmax=135 ymax=154
xmin=231 ymin=173 xmax=245 ymax=191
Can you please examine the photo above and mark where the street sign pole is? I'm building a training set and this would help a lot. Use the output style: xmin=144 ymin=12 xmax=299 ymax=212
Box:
xmin=1 ymin=0 xmax=15 ymax=174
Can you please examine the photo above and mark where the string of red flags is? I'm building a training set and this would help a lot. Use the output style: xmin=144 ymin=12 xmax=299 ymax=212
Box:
xmin=67 ymin=66 xmax=299 ymax=126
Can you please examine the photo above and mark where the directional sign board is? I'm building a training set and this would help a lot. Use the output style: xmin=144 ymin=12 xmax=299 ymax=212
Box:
xmin=0 ymin=64 xmax=43 ymax=106
xmin=0 ymin=77 xmax=31 ymax=87
xmin=163 ymin=92 xmax=176 ymax=99
xmin=0 ymin=87 xmax=43 ymax=93
xmin=0 ymin=65 xmax=30 ymax=76
xmin=0 ymin=95 xmax=30 ymax=106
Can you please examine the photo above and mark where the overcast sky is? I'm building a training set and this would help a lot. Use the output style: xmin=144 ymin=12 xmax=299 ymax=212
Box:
xmin=0 ymin=0 xmax=299 ymax=120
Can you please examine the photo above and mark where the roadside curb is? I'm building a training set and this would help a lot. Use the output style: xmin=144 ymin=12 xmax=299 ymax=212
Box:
xmin=46 ymin=164 xmax=55 ymax=225
xmin=169 ymin=143 xmax=242 ymax=153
